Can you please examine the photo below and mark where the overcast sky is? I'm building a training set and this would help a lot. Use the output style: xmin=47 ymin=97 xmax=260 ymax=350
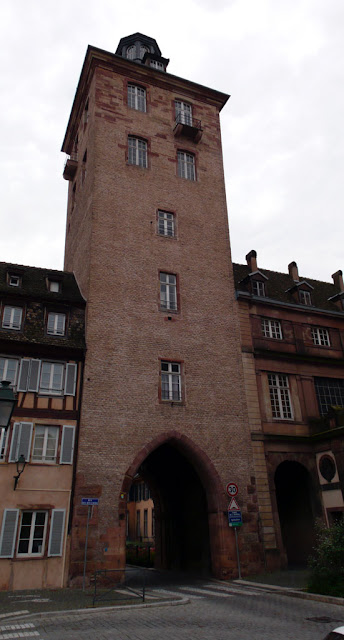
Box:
xmin=1 ymin=0 xmax=342 ymax=282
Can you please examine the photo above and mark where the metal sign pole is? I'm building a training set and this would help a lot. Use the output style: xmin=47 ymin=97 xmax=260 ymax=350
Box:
xmin=234 ymin=527 xmax=241 ymax=579
xmin=82 ymin=504 xmax=91 ymax=591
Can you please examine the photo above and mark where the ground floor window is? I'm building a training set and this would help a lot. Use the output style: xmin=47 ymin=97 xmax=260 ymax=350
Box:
xmin=18 ymin=511 xmax=47 ymax=556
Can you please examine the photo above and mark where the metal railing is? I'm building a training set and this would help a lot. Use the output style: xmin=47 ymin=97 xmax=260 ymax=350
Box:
xmin=174 ymin=114 xmax=202 ymax=130
xmin=93 ymin=567 xmax=146 ymax=606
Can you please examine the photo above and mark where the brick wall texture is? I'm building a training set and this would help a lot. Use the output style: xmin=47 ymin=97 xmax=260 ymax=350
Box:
xmin=64 ymin=55 xmax=263 ymax=581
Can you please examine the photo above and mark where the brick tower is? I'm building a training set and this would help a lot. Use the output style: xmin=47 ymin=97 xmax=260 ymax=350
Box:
xmin=62 ymin=33 xmax=262 ymax=582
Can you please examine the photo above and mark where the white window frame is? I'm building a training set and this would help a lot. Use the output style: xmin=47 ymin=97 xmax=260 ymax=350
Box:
xmin=158 ymin=211 xmax=175 ymax=237
xmin=128 ymin=136 xmax=147 ymax=168
xmin=39 ymin=362 xmax=64 ymax=395
xmin=299 ymin=290 xmax=312 ymax=306
xmin=311 ymin=327 xmax=330 ymax=347
xmin=160 ymin=273 xmax=177 ymax=311
xmin=268 ymin=373 xmax=293 ymax=420
xmin=161 ymin=361 xmax=181 ymax=402
xmin=136 ymin=510 xmax=141 ymax=537
xmin=49 ymin=280 xmax=60 ymax=293
xmin=0 ymin=427 xmax=8 ymax=462
xmin=17 ymin=510 xmax=48 ymax=557
xmin=2 ymin=306 xmax=22 ymax=330
xmin=177 ymin=151 xmax=195 ymax=181
xmin=47 ymin=312 xmax=66 ymax=336
xmin=9 ymin=275 xmax=20 ymax=287
xmin=128 ymin=84 xmax=146 ymax=112
xmin=150 ymin=60 xmax=164 ymax=71
xmin=252 ymin=280 xmax=266 ymax=297
xmin=32 ymin=425 xmax=59 ymax=463
xmin=175 ymin=100 xmax=192 ymax=126
xmin=261 ymin=319 xmax=282 ymax=340
xmin=0 ymin=357 xmax=19 ymax=387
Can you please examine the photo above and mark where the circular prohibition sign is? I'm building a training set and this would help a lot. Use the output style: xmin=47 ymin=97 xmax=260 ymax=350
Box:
xmin=226 ymin=482 xmax=238 ymax=498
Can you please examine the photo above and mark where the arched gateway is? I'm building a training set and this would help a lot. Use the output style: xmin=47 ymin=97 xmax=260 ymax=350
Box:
xmin=121 ymin=432 xmax=226 ymax=575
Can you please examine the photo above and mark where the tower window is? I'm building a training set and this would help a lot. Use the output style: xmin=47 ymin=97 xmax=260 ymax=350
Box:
xmin=128 ymin=137 xmax=147 ymax=168
xmin=128 ymin=85 xmax=146 ymax=112
xmin=158 ymin=211 xmax=175 ymax=237
xmin=126 ymin=45 xmax=136 ymax=60
xmin=161 ymin=361 xmax=181 ymax=402
xmin=177 ymin=151 xmax=195 ymax=181
xmin=175 ymin=100 xmax=192 ymax=126
xmin=160 ymin=273 xmax=177 ymax=311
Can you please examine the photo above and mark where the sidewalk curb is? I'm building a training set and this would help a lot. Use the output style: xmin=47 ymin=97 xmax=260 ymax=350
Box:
xmin=1 ymin=596 xmax=190 ymax=623
xmin=234 ymin=579 xmax=344 ymax=607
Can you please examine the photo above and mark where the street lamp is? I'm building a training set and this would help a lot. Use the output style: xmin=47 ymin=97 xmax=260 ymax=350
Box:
xmin=14 ymin=455 xmax=26 ymax=490
xmin=0 ymin=380 xmax=16 ymax=430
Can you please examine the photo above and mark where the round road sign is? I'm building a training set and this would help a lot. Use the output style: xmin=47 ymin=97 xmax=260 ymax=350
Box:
xmin=226 ymin=482 xmax=238 ymax=498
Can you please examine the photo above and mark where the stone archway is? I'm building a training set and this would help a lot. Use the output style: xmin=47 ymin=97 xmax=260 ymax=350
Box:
xmin=274 ymin=461 xmax=315 ymax=566
xmin=120 ymin=431 xmax=230 ymax=577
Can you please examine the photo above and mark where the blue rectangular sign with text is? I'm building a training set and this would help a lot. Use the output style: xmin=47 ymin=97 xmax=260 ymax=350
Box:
xmin=228 ymin=509 xmax=242 ymax=527
xmin=81 ymin=498 xmax=99 ymax=506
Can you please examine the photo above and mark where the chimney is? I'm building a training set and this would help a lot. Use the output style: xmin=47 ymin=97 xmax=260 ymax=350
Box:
xmin=332 ymin=270 xmax=344 ymax=292
xmin=246 ymin=250 xmax=257 ymax=273
xmin=288 ymin=261 xmax=299 ymax=281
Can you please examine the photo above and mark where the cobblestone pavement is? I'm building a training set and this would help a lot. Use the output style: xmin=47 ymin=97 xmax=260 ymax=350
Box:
xmin=2 ymin=581 xmax=344 ymax=640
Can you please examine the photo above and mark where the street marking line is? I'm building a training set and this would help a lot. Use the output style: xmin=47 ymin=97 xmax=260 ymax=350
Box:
xmin=151 ymin=588 xmax=204 ymax=599
xmin=203 ymin=583 xmax=260 ymax=596
xmin=0 ymin=632 xmax=40 ymax=639
xmin=178 ymin=586 xmax=234 ymax=598
xmin=0 ymin=614 xmax=30 ymax=621
xmin=0 ymin=624 xmax=35 ymax=631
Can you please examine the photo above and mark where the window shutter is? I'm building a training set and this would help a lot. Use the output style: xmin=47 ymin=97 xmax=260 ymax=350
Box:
xmin=28 ymin=359 xmax=41 ymax=392
xmin=9 ymin=422 xmax=33 ymax=462
xmin=17 ymin=359 xmax=30 ymax=392
xmin=8 ymin=423 xmax=20 ymax=462
xmin=56 ymin=314 xmax=65 ymax=335
xmin=0 ymin=509 xmax=19 ymax=558
xmin=2 ymin=307 xmax=12 ymax=326
xmin=47 ymin=313 xmax=55 ymax=333
xmin=64 ymin=363 xmax=77 ymax=396
xmin=60 ymin=425 xmax=75 ymax=464
xmin=48 ymin=509 xmax=66 ymax=556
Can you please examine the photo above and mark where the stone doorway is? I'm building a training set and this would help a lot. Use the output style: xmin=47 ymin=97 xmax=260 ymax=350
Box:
xmin=274 ymin=461 xmax=315 ymax=566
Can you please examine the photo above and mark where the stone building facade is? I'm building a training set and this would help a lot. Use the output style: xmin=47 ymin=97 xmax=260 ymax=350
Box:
xmin=233 ymin=251 xmax=344 ymax=568
xmin=0 ymin=262 xmax=85 ymax=590
xmin=61 ymin=33 xmax=263 ymax=582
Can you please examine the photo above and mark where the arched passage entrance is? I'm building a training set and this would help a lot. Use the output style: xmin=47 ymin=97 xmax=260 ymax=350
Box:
xmin=274 ymin=461 xmax=315 ymax=566
xmin=121 ymin=432 xmax=228 ymax=577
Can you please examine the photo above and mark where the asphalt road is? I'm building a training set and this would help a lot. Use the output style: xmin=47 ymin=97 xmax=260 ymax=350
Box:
xmin=1 ymin=580 xmax=344 ymax=640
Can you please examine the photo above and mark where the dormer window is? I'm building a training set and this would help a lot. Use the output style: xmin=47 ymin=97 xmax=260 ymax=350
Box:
xmin=127 ymin=45 xmax=136 ymax=60
xmin=150 ymin=60 xmax=164 ymax=71
xmin=299 ymin=290 xmax=312 ymax=306
xmin=48 ymin=280 xmax=60 ymax=293
xmin=252 ymin=280 xmax=266 ymax=297
xmin=8 ymin=274 xmax=20 ymax=287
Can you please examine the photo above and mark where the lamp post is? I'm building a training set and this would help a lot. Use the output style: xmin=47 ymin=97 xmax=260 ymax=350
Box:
xmin=14 ymin=454 xmax=26 ymax=490
xmin=0 ymin=380 xmax=16 ymax=430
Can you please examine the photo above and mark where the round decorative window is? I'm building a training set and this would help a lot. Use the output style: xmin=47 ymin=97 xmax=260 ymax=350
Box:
xmin=319 ymin=455 xmax=336 ymax=483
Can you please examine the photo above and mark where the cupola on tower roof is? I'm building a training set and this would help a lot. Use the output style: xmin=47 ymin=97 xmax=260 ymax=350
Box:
xmin=115 ymin=32 xmax=169 ymax=71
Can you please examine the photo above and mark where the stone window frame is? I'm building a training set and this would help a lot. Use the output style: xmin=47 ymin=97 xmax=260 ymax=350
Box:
xmin=160 ymin=360 xmax=182 ymax=403
xmin=128 ymin=83 xmax=147 ymax=112
xmin=311 ymin=327 xmax=330 ymax=347
xmin=128 ymin=136 xmax=148 ymax=168
xmin=267 ymin=373 xmax=293 ymax=420
xmin=261 ymin=318 xmax=283 ymax=340
xmin=177 ymin=150 xmax=196 ymax=181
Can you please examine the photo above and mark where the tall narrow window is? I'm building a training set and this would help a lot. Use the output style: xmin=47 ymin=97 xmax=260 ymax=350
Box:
xmin=268 ymin=373 xmax=293 ymax=420
xmin=83 ymin=98 xmax=89 ymax=126
xmin=136 ymin=511 xmax=141 ymax=538
xmin=315 ymin=378 xmax=344 ymax=415
xmin=17 ymin=511 xmax=47 ymax=556
xmin=126 ymin=45 xmax=136 ymax=60
xmin=160 ymin=273 xmax=177 ymax=311
xmin=158 ymin=211 xmax=175 ymax=237
xmin=161 ymin=361 xmax=181 ymax=402
xmin=128 ymin=85 xmax=146 ymax=112
xmin=177 ymin=151 xmax=195 ymax=180
xmin=143 ymin=509 xmax=148 ymax=537
xmin=0 ymin=428 xmax=8 ymax=461
xmin=82 ymin=150 xmax=87 ymax=184
xmin=128 ymin=137 xmax=147 ymax=168
xmin=2 ymin=306 xmax=22 ymax=330
xmin=175 ymin=100 xmax=192 ymax=125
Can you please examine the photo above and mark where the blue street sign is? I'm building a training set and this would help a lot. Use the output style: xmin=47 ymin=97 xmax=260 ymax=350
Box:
xmin=228 ymin=509 xmax=242 ymax=527
xmin=81 ymin=498 xmax=99 ymax=506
